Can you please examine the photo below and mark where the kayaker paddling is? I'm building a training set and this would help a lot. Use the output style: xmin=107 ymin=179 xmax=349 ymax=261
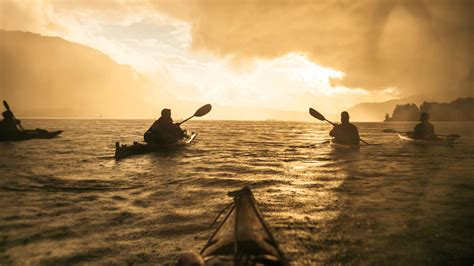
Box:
xmin=329 ymin=111 xmax=360 ymax=145
xmin=309 ymin=108 xmax=371 ymax=146
xmin=382 ymin=127 xmax=460 ymax=146
xmin=115 ymin=104 xmax=212 ymax=160
xmin=144 ymin=108 xmax=185 ymax=144
xmin=412 ymin=112 xmax=439 ymax=140
xmin=0 ymin=100 xmax=63 ymax=141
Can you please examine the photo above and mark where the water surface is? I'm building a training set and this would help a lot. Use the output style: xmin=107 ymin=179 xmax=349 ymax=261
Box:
xmin=1 ymin=120 xmax=473 ymax=265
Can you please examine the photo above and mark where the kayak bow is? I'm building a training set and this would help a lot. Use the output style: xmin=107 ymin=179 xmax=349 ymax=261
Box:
xmin=201 ymin=186 xmax=287 ymax=265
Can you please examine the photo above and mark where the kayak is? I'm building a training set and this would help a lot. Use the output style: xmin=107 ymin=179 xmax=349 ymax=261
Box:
xmin=330 ymin=139 xmax=360 ymax=150
xmin=0 ymin=129 xmax=63 ymax=142
xmin=398 ymin=133 xmax=455 ymax=146
xmin=200 ymin=186 xmax=287 ymax=265
xmin=114 ymin=133 xmax=197 ymax=160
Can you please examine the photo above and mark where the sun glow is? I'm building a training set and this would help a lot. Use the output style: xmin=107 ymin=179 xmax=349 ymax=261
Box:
xmin=1 ymin=0 xmax=405 ymax=120
xmin=160 ymin=51 xmax=382 ymax=115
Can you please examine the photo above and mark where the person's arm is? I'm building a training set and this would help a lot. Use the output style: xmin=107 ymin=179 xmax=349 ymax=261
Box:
xmin=329 ymin=125 xmax=338 ymax=137
xmin=412 ymin=124 xmax=422 ymax=139
xmin=428 ymin=124 xmax=438 ymax=140
xmin=354 ymin=126 xmax=360 ymax=143
xmin=147 ymin=119 xmax=158 ymax=132
xmin=14 ymin=119 xmax=21 ymax=130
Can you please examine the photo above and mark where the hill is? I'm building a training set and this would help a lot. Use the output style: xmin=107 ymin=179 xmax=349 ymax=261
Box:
xmin=347 ymin=95 xmax=430 ymax=122
xmin=0 ymin=30 xmax=170 ymax=118
xmin=0 ymin=30 xmax=353 ymax=121
xmin=385 ymin=97 xmax=474 ymax=122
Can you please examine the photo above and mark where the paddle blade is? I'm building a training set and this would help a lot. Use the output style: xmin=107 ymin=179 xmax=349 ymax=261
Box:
xmin=194 ymin=104 xmax=212 ymax=117
xmin=3 ymin=100 xmax=10 ymax=111
xmin=383 ymin=129 xmax=398 ymax=133
xmin=309 ymin=108 xmax=326 ymax=121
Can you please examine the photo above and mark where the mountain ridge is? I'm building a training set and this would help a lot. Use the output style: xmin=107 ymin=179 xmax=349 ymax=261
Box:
xmin=346 ymin=95 xmax=442 ymax=122
xmin=0 ymin=30 xmax=166 ymax=118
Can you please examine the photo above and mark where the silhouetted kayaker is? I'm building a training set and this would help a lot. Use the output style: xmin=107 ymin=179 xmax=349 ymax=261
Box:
xmin=329 ymin=111 xmax=360 ymax=145
xmin=412 ymin=112 xmax=438 ymax=140
xmin=0 ymin=111 xmax=22 ymax=134
xmin=144 ymin=108 xmax=185 ymax=144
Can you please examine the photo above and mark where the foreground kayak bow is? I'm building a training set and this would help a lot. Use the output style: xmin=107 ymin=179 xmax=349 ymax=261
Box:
xmin=201 ymin=186 xmax=287 ymax=265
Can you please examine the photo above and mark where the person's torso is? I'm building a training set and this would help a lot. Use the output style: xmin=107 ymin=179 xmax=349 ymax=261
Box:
xmin=333 ymin=123 xmax=359 ymax=144
xmin=0 ymin=119 xmax=18 ymax=132
xmin=413 ymin=123 xmax=435 ymax=139
xmin=151 ymin=117 xmax=174 ymax=132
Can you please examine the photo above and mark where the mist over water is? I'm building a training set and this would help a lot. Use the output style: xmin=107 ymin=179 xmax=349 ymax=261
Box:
xmin=1 ymin=120 xmax=473 ymax=265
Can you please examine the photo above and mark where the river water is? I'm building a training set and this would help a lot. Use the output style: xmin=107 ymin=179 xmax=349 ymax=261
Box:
xmin=0 ymin=120 xmax=473 ymax=265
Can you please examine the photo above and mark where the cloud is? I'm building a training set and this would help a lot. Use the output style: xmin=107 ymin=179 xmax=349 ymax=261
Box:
xmin=0 ymin=0 xmax=156 ymax=34
xmin=0 ymin=0 xmax=65 ymax=33
xmin=2 ymin=0 xmax=472 ymax=104
xmin=151 ymin=0 xmax=474 ymax=99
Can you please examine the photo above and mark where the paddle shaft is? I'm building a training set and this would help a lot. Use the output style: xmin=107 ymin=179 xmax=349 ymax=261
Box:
xmin=178 ymin=115 xmax=194 ymax=125
xmin=325 ymin=119 xmax=336 ymax=126
xmin=178 ymin=104 xmax=212 ymax=125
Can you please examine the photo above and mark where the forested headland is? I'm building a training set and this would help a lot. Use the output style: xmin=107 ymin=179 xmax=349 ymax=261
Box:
xmin=384 ymin=98 xmax=474 ymax=122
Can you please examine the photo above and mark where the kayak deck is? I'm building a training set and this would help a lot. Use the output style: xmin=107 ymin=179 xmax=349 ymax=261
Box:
xmin=0 ymin=129 xmax=63 ymax=142
xmin=201 ymin=186 xmax=287 ymax=265
xmin=114 ymin=133 xmax=197 ymax=160
xmin=398 ymin=133 xmax=455 ymax=146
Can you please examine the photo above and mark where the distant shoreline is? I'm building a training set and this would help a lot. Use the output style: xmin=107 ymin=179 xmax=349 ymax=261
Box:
xmin=384 ymin=97 xmax=473 ymax=122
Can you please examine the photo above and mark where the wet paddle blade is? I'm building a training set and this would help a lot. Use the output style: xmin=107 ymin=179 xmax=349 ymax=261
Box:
xmin=309 ymin=108 xmax=326 ymax=121
xmin=383 ymin=129 xmax=398 ymax=133
xmin=194 ymin=104 xmax=212 ymax=117
xmin=3 ymin=100 xmax=11 ymax=111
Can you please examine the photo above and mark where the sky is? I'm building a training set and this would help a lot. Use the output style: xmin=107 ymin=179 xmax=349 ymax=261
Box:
xmin=1 ymin=0 xmax=473 ymax=116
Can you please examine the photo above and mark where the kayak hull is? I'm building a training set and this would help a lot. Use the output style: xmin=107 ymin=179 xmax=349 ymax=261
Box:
xmin=201 ymin=186 xmax=287 ymax=265
xmin=0 ymin=129 xmax=63 ymax=142
xmin=114 ymin=133 xmax=197 ymax=160
xmin=398 ymin=133 xmax=455 ymax=146
xmin=330 ymin=139 xmax=360 ymax=150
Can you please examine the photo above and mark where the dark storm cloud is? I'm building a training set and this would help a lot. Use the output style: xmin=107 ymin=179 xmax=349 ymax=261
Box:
xmin=153 ymin=0 xmax=474 ymax=98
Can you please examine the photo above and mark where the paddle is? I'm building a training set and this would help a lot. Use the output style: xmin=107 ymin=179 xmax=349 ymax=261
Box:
xmin=178 ymin=104 xmax=212 ymax=125
xmin=383 ymin=128 xmax=460 ymax=139
xmin=309 ymin=108 xmax=371 ymax=145
xmin=3 ymin=100 xmax=24 ymax=131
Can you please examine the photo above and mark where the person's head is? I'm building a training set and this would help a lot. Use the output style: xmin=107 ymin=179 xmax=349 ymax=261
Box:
xmin=420 ymin=112 xmax=430 ymax=122
xmin=161 ymin=108 xmax=171 ymax=118
xmin=2 ymin=111 xmax=13 ymax=120
xmin=341 ymin=111 xmax=350 ymax=124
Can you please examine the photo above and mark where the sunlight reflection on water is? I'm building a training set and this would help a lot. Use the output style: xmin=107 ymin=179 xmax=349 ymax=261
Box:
xmin=0 ymin=120 xmax=473 ymax=264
